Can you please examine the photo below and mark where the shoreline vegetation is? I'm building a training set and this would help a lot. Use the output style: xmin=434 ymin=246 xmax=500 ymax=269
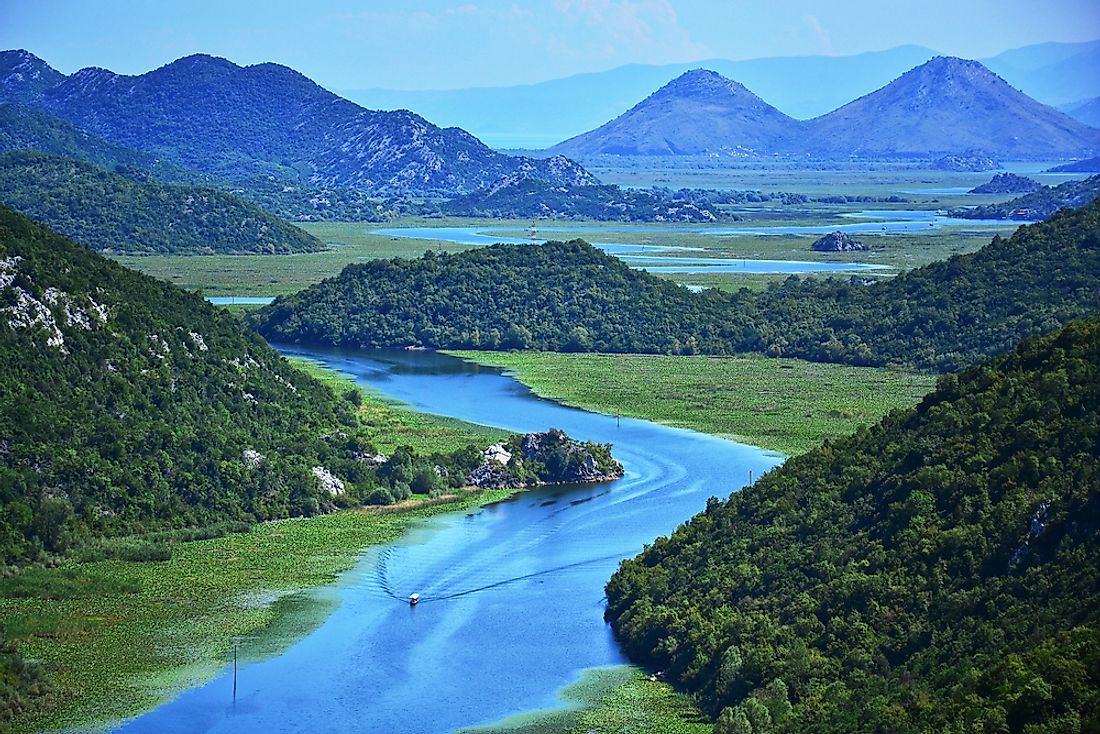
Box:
xmin=0 ymin=361 xmax=517 ymax=733
xmin=1 ymin=357 xmax=666 ymax=734
xmin=445 ymin=351 xmax=936 ymax=456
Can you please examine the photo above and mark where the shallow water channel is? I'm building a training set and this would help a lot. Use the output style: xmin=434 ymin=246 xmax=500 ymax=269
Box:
xmin=115 ymin=348 xmax=783 ymax=733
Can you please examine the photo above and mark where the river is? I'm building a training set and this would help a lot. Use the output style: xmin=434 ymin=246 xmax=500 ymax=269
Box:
xmin=114 ymin=347 xmax=783 ymax=733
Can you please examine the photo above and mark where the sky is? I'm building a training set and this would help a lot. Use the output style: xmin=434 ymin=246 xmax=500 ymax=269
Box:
xmin=2 ymin=0 xmax=1099 ymax=91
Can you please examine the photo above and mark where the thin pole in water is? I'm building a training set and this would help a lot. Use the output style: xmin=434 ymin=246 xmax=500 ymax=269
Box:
xmin=233 ymin=638 xmax=238 ymax=701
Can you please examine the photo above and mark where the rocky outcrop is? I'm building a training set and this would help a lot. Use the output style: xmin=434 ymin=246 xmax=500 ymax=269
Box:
xmin=811 ymin=231 xmax=866 ymax=252
xmin=467 ymin=430 xmax=624 ymax=489
xmin=928 ymin=152 xmax=1001 ymax=171
xmin=969 ymin=172 xmax=1042 ymax=194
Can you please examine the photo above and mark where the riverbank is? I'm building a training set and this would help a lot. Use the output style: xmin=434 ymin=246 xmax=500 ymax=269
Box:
xmin=445 ymin=351 xmax=937 ymax=456
xmin=0 ymin=361 xmax=516 ymax=733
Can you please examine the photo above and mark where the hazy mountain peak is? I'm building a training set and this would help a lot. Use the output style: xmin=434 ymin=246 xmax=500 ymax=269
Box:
xmin=550 ymin=67 xmax=796 ymax=156
xmin=803 ymin=55 xmax=1100 ymax=158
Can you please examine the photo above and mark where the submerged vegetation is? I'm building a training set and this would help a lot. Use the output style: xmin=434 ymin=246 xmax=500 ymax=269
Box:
xmin=605 ymin=316 xmax=1100 ymax=732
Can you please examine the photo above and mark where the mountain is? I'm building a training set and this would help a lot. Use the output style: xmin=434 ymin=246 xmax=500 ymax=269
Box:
xmin=0 ymin=49 xmax=64 ymax=105
xmin=250 ymin=200 xmax=1100 ymax=372
xmin=953 ymin=175 xmax=1100 ymax=220
xmin=342 ymin=46 xmax=938 ymax=148
xmin=0 ymin=204 xmax=365 ymax=563
xmin=984 ymin=40 xmax=1100 ymax=107
xmin=0 ymin=206 xmax=608 ymax=568
xmin=0 ymin=102 xmax=414 ymax=222
xmin=550 ymin=69 xmax=799 ymax=156
xmin=1061 ymin=96 xmax=1100 ymax=129
xmin=604 ymin=315 xmax=1100 ymax=732
xmin=802 ymin=56 xmax=1100 ymax=159
xmin=0 ymin=50 xmax=596 ymax=196
xmin=0 ymin=103 xmax=199 ymax=183
xmin=0 ymin=150 xmax=323 ymax=254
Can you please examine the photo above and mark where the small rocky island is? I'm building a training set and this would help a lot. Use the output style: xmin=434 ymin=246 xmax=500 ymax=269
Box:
xmin=467 ymin=430 xmax=624 ymax=489
xmin=811 ymin=231 xmax=866 ymax=252
xmin=968 ymin=172 xmax=1042 ymax=194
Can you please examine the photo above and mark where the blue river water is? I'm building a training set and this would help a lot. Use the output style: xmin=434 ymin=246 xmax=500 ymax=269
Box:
xmin=114 ymin=348 xmax=783 ymax=733
xmin=372 ymin=210 xmax=1019 ymax=274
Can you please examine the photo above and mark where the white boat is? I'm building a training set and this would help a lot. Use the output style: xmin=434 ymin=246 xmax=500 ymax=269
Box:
xmin=408 ymin=593 xmax=420 ymax=606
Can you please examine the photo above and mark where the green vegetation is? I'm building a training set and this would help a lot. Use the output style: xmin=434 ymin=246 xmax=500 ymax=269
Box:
xmin=461 ymin=667 xmax=710 ymax=734
xmin=954 ymin=174 xmax=1100 ymax=219
xmin=0 ymin=151 xmax=322 ymax=254
xmin=253 ymin=201 xmax=1100 ymax=372
xmin=0 ymin=207 xmax=616 ymax=567
xmin=605 ymin=316 xmax=1100 ymax=733
xmin=448 ymin=352 xmax=935 ymax=456
xmin=0 ymin=485 xmax=523 ymax=733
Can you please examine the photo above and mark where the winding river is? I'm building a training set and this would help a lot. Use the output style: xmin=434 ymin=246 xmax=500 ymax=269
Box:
xmin=115 ymin=348 xmax=783 ymax=733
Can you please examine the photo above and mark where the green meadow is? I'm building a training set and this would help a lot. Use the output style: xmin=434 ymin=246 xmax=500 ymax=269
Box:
xmin=448 ymin=351 xmax=937 ymax=456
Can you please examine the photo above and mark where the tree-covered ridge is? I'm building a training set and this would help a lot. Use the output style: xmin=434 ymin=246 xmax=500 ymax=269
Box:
xmin=251 ymin=239 xmax=749 ymax=354
xmin=252 ymin=200 xmax=1100 ymax=372
xmin=604 ymin=316 xmax=1100 ymax=734
xmin=0 ymin=208 xmax=609 ymax=568
xmin=0 ymin=103 xmax=197 ymax=184
xmin=0 ymin=151 xmax=323 ymax=254
xmin=953 ymin=174 xmax=1100 ymax=220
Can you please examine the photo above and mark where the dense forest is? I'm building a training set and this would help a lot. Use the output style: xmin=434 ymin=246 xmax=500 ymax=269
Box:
xmin=253 ymin=200 xmax=1100 ymax=372
xmin=0 ymin=151 xmax=324 ymax=254
xmin=605 ymin=316 xmax=1100 ymax=733
xmin=0 ymin=206 xmax=620 ymax=566
xmin=953 ymin=175 xmax=1100 ymax=219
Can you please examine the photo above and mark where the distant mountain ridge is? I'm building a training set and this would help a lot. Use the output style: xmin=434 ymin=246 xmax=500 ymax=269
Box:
xmin=551 ymin=57 xmax=1100 ymax=160
xmin=551 ymin=69 xmax=797 ymax=156
xmin=0 ymin=50 xmax=597 ymax=196
xmin=342 ymin=40 xmax=1100 ymax=148
xmin=800 ymin=56 xmax=1100 ymax=159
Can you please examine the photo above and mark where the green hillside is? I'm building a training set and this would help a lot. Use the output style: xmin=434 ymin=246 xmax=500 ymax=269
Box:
xmin=0 ymin=151 xmax=324 ymax=254
xmin=252 ymin=201 xmax=1100 ymax=372
xmin=604 ymin=316 xmax=1100 ymax=733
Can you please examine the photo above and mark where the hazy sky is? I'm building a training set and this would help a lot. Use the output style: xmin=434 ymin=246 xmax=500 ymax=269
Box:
xmin=3 ymin=0 xmax=1099 ymax=91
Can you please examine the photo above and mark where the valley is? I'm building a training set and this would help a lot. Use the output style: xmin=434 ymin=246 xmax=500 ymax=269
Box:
xmin=1 ymin=19 xmax=1099 ymax=734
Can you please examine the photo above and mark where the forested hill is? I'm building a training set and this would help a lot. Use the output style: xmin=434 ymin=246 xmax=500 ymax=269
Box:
xmin=251 ymin=200 xmax=1100 ymax=372
xmin=251 ymin=239 xmax=756 ymax=354
xmin=605 ymin=316 xmax=1100 ymax=733
xmin=0 ymin=205 xmax=367 ymax=562
xmin=0 ymin=151 xmax=323 ymax=254
xmin=0 ymin=103 xmax=197 ymax=184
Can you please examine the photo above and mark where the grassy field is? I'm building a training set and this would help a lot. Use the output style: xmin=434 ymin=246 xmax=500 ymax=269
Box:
xmin=448 ymin=351 xmax=937 ymax=456
xmin=460 ymin=667 xmax=710 ymax=734
xmin=1 ymin=361 xmax=512 ymax=733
